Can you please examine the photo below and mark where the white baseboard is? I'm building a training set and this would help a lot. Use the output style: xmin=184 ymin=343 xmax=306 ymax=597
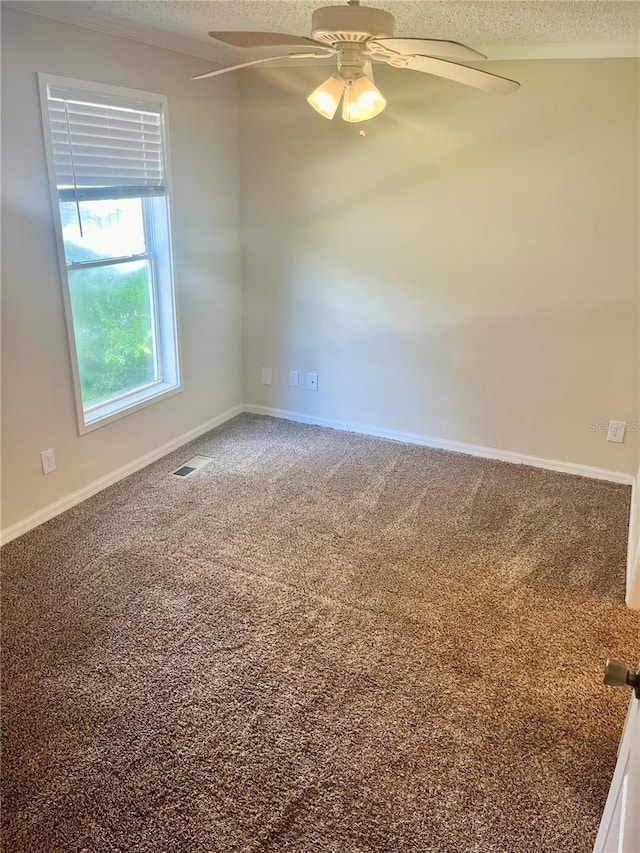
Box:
xmin=243 ymin=404 xmax=635 ymax=486
xmin=0 ymin=404 xmax=243 ymax=546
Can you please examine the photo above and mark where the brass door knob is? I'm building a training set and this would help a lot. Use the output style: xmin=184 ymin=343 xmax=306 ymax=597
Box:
xmin=604 ymin=658 xmax=640 ymax=698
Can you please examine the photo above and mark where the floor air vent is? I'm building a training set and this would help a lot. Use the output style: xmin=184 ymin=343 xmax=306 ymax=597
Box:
xmin=172 ymin=455 xmax=212 ymax=478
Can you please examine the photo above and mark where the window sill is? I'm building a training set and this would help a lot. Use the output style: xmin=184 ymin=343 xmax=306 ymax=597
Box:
xmin=79 ymin=381 xmax=181 ymax=434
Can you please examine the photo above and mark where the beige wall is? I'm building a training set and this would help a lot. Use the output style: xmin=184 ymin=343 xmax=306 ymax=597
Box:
xmin=1 ymin=7 xmax=243 ymax=530
xmin=240 ymin=59 xmax=639 ymax=474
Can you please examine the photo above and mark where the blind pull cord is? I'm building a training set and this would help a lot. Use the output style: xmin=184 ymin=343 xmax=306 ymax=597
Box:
xmin=63 ymin=101 xmax=83 ymax=237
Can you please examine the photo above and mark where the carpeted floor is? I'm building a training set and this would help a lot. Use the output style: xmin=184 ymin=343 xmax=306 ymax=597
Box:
xmin=1 ymin=413 xmax=638 ymax=852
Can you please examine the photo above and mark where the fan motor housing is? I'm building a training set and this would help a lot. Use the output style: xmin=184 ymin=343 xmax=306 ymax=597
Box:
xmin=311 ymin=4 xmax=395 ymax=45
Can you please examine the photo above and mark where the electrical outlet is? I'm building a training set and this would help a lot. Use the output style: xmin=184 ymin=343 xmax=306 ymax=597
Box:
xmin=261 ymin=366 xmax=272 ymax=386
xmin=40 ymin=448 xmax=56 ymax=475
xmin=607 ymin=420 xmax=626 ymax=443
xmin=307 ymin=372 xmax=319 ymax=391
xmin=288 ymin=371 xmax=299 ymax=388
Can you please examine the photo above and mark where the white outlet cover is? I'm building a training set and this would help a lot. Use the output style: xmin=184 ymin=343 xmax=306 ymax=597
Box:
xmin=261 ymin=367 xmax=272 ymax=386
xmin=306 ymin=372 xmax=319 ymax=391
xmin=288 ymin=370 xmax=299 ymax=388
xmin=40 ymin=448 xmax=56 ymax=475
xmin=607 ymin=420 xmax=626 ymax=443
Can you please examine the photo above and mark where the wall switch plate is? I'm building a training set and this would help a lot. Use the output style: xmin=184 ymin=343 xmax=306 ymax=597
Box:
xmin=40 ymin=448 xmax=56 ymax=475
xmin=306 ymin=372 xmax=318 ymax=391
xmin=607 ymin=420 xmax=626 ymax=443
xmin=288 ymin=371 xmax=299 ymax=388
xmin=261 ymin=367 xmax=272 ymax=386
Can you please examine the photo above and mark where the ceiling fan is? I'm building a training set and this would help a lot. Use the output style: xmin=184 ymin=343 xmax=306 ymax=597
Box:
xmin=192 ymin=0 xmax=520 ymax=123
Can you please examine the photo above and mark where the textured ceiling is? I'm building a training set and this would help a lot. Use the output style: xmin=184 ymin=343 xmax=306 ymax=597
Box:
xmin=7 ymin=0 xmax=640 ymax=63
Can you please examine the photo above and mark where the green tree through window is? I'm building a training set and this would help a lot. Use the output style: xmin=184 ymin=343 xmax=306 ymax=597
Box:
xmin=68 ymin=257 xmax=156 ymax=408
xmin=61 ymin=198 xmax=158 ymax=410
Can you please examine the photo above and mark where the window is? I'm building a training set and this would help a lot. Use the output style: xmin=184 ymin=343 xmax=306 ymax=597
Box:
xmin=38 ymin=75 xmax=180 ymax=433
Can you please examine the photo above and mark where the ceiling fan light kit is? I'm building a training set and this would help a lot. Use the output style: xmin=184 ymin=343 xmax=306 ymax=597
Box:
xmin=194 ymin=0 xmax=520 ymax=123
xmin=308 ymin=42 xmax=387 ymax=122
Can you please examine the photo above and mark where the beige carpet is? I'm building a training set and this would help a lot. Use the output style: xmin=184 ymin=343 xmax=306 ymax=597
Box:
xmin=1 ymin=413 xmax=638 ymax=852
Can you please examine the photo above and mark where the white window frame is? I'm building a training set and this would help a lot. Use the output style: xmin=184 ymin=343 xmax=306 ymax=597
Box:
xmin=38 ymin=74 xmax=182 ymax=435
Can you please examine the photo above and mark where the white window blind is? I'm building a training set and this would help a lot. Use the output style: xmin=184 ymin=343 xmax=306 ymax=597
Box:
xmin=45 ymin=85 xmax=166 ymax=201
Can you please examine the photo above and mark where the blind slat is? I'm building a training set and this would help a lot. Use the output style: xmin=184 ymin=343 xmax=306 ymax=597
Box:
xmin=50 ymin=117 xmax=161 ymax=135
xmin=58 ymin=185 xmax=165 ymax=202
xmin=48 ymin=100 xmax=160 ymax=121
xmin=53 ymin=142 xmax=162 ymax=167
xmin=53 ymin=151 xmax=163 ymax=167
xmin=52 ymin=133 xmax=161 ymax=146
xmin=55 ymin=173 xmax=164 ymax=184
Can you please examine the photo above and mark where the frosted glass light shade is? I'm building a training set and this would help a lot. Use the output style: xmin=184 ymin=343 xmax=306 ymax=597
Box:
xmin=342 ymin=75 xmax=386 ymax=123
xmin=307 ymin=75 xmax=345 ymax=120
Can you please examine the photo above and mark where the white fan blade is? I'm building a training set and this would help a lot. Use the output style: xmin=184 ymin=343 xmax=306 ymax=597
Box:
xmin=369 ymin=38 xmax=487 ymax=61
xmin=209 ymin=31 xmax=323 ymax=49
xmin=191 ymin=53 xmax=328 ymax=81
xmin=399 ymin=55 xmax=519 ymax=95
